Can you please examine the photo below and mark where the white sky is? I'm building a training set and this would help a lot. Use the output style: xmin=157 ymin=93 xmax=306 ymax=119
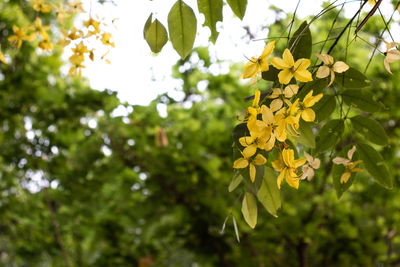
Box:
xmin=77 ymin=0 xmax=397 ymax=106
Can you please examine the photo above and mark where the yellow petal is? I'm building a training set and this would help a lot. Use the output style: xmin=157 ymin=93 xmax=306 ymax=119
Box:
xmin=252 ymin=89 xmax=260 ymax=107
xmin=270 ymin=57 xmax=290 ymax=69
xmin=265 ymin=134 xmax=275 ymax=151
xmin=253 ymin=154 xmax=267 ymax=165
xmin=304 ymin=93 xmax=323 ymax=108
xmin=294 ymin=69 xmax=313 ymax=82
xmin=286 ymin=169 xmax=300 ymax=189
xmin=241 ymin=58 xmax=259 ymax=79
xmin=352 ymin=168 xmax=363 ymax=173
xmin=294 ymin=158 xmax=307 ymax=168
xmin=282 ymin=149 xmax=294 ymax=167
xmin=333 ymin=61 xmax=349 ymax=73
xmin=386 ymin=50 xmax=400 ymax=63
xmin=340 ymin=172 xmax=351 ymax=184
xmin=278 ymin=69 xmax=293 ymax=84
xmin=260 ymin=40 xmax=275 ymax=58
xmin=332 ymin=157 xmax=350 ymax=165
xmin=239 ymin=136 xmax=254 ymax=147
xmin=301 ymin=108 xmax=315 ymax=122
xmin=384 ymin=58 xmax=393 ymax=74
xmin=316 ymin=65 xmax=330 ymax=79
xmin=282 ymin=49 xmax=295 ymax=67
xmin=284 ymin=84 xmax=299 ymax=98
xmin=269 ymin=88 xmax=283 ymax=99
xmin=315 ymin=53 xmax=334 ymax=65
xmin=233 ymin=158 xmax=249 ymax=169
xmin=249 ymin=163 xmax=256 ymax=183
xmin=328 ymin=70 xmax=335 ymax=86
xmin=294 ymin=58 xmax=311 ymax=70
xmin=243 ymin=143 xmax=257 ymax=158
xmin=260 ymin=59 xmax=269 ymax=72
xmin=272 ymin=155 xmax=284 ymax=171
xmin=261 ymin=105 xmax=274 ymax=124
xmin=347 ymin=145 xmax=357 ymax=160
xmin=270 ymin=99 xmax=283 ymax=112
xmin=276 ymin=168 xmax=286 ymax=189
xmin=0 ymin=51 xmax=6 ymax=64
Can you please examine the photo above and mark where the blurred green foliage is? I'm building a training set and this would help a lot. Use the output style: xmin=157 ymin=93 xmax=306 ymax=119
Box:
xmin=1 ymin=1 xmax=400 ymax=267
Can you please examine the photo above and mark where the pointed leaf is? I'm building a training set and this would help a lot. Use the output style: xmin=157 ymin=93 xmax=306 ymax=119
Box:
xmin=144 ymin=19 xmax=168 ymax=53
xmin=256 ymin=167 xmax=281 ymax=217
xmin=143 ymin=13 xmax=152 ymax=38
xmin=342 ymin=89 xmax=381 ymax=112
xmin=228 ymin=172 xmax=243 ymax=192
xmin=232 ymin=215 xmax=240 ymax=242
xmin=335 ymin=67 xmax=369 ymax=88
xmin=312 ymin=94 xmax=336 ymax=121
xmin=241 ymin=192 xmax=257 ymax=229
xmin=168 ymin=0 xmax=197 ymax=59
xmin=226 ymin=0 xmax=247 ymax=20
xmin=315 ymin=119 xmax=344 ymax=153
xmin=288 ymin=21 xmax=312 ymax=60
xmin=197 ymin=0 xmax=223 ymax=44
xmin=357 ymin=143 xmax=392 ymax=189
xmin=350 ymin=115 xmax=388 ymax=146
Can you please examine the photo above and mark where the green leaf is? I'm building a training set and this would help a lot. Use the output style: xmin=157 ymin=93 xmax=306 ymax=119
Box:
xmin=332 ymin=145 xmax=358 ymax=198
xmin=232 ymin=215 xmax=240 ymax=242
xmin=342 ymin=89 xmax=381 ymax=112
xmin=144 ymin=19 xmax=168 ymax=53
xmin=350 ymin=116 xmax=388 ymax=146
xmin=143 ymin=13 xmax=152 ymax=39
xmin=357 ymin=143 xmax=392 ymax=189
xmin=293 ymin=120 xmax=315 ymax=148
xmin=313 ymin=94 xmax=336 ymax=121
xmin=315 ymin=119 xmax=344 ymax=153
xmin=197 ymin=0 xmax=223 ymax=44
xmin=168 ymin=0 xmax=197 ymax=59
xmin=261 ymin=66 xmax=279 ymax=82
xmin=228 ymin=172 xmax=243 ymax=192
xmin=335 ymin=67 xmax=369 ymax=89
xmin=256 ymin=167 xmax=281 ymax=217
xmin=241 ymin=192 xmax=257 ymax=229
xmin=288 ymin=21 xmax=312 ymax=60
xmin=226 ymin=0 xmax=247 ymax=20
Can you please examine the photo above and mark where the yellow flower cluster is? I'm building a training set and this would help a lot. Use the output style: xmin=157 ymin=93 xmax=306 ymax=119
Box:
xmin=5 ymin=0 xmax=115 ymax=77
xmin=234 ymin=42 xmax=329 ymax=189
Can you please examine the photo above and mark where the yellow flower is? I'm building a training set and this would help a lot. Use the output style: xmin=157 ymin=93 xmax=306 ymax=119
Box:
xmin=301 ymin=152 xmax=320 ymax=181
xmin=270 ymin=49 xmax=313 ymax=84
xmin=38 ymin=35 xmax=53 ymax=52
xmin=272 ymin=148 xmax=306 ymax=189
xmin=54 ymin=4 xmax=68 ymax=22
xmin=32 ymin=0 xmax=52 ymax=13
xmin=260 ymin=105 xmax=278 ymax=151
xmin=67 ymin=0 xmax=85 ymax=13
xmin=241 ymin=41 xmax=275 ymax=80
xmin=274 ymin=100 xmax=299 ymax=142
xmin=72 ymin=41 xmax=90 ymax=55
xmin=295 ymin=90 xmax=323 ymax=122
xmin=31 ymin=18 xmax=50 ymax=40
xmin=268 ymin=84 xmax=298 ymax=112
xmin=101 ymin=32 xmax=115 ymax=47
xmin=315 ymin=54 xmax=349 ymax=86
xmin=382 ymin=40 xmax=400 ymax=74
xmin=8 ymin=25 xmax=33 ymax=49
xmin=368 ymin=0 xmax=376 ymax=5
xmin=233 ymin=152 xmax=267 ymax=183
xmin=65 ymin=27 xmax=83 ymax=40
xmin=332 ymin=146 xmax=363 ymax=184
xmin=0 ymin=45 xmax=6 ymax=64
xmin=84 ymin=17 xmax=101 ymax=37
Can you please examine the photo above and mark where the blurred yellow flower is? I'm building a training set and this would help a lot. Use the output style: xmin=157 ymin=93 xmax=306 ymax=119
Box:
xmin=8 ymin=25 xmax=33 ymax=49
xmin=332 ymin=146 xmax=363 ymax=184
xmin=315 ymin=54 xmax=349 ymax=86
xmin=32 ymin=0 xmax=52 ymax=13
xmin=382 ymin=40 xmax=400 ymax=74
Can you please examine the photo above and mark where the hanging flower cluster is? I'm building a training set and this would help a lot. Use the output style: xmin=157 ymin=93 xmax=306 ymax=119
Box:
xmin=234 ymin=42 xmax=326 ymax=189
xmin=4 ymin=0 xmax=115 ymax=76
